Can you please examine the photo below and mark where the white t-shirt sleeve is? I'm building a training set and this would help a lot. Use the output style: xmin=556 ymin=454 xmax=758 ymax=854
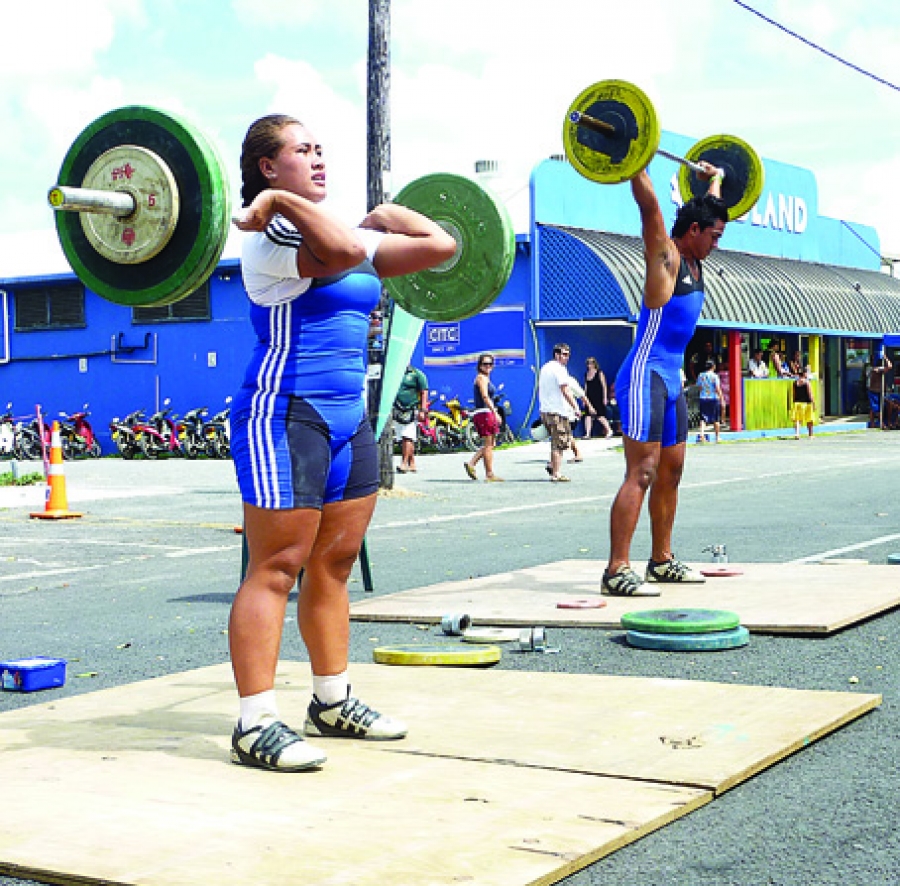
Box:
xmin=240 ymin=218 xmax=384 ymax=307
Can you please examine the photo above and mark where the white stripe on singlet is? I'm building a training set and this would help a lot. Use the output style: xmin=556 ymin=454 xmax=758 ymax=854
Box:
xmin=249 ymin=302 xmax=291 ymax=508
xmin=627 ymin=307 xmax=662 ymax=438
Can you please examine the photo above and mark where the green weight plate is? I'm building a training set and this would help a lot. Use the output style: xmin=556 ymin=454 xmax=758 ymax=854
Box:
xmin=626 ymin=626 xmax=750 ymax=652
xmin=678 ymin=133 xmax=764 ymax=221
xmin=373 ymin=644 xmax=501 ymax=666
xmin=563 ymin=79 xmax=661 ymax=184
xmin=383 ymin=173 xmax=515 ymax=322
xmin=54 ymin=105 xmax=230 ymax=307
xmin=620 ymin=608 xmax=741 ymax=635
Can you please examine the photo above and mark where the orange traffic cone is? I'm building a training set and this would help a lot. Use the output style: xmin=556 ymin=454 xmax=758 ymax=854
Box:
xmin=30 ymin=421 xmax=83 ymax=520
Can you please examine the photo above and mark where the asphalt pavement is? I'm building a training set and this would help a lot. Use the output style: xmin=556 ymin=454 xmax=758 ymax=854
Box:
xmin=1 ymin=428 xmax=899 ymax=886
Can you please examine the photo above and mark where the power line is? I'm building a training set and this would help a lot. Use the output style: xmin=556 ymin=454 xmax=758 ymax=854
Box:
xmin=733 ymin=0 xmax=900 ymax=94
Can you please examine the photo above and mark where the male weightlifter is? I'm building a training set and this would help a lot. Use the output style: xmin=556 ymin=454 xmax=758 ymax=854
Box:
xmin=602 ymin=163 xmax=726 ymax=597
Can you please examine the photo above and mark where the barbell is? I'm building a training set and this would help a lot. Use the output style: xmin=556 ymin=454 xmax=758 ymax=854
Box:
xmin=562 ymin=79 xmax=764 ymax=220
xmin=48 ymin=106 xmax=515 ymax=319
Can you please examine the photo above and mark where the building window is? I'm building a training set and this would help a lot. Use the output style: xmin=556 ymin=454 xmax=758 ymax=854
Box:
xmin=132 ymin=282 xmax=211 ymax=324
xmin=14 ymin=283 xmax=86 ymax=331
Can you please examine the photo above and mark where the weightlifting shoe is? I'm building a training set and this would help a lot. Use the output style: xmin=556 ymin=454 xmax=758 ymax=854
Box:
xmin=304 ymin=691 xmax=408 ymax=740
xmin=601 ymin=565 xmax=660 ymax=597
xmin=231 ymin=716 xmax=327 ymax=771
xmin=645 ymin=556 xmax=707 ymax=584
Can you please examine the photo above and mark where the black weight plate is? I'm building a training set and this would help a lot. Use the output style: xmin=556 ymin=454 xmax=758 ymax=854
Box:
xmin=55 ymin=106 xmax=230 ymax=307
xmin=620 ymin=608 xmax=741 ymax=634
xmin=383 ymin=173 xmax=515 ymax=322
xmin=678 ymin=134 xmax=764 ymax=221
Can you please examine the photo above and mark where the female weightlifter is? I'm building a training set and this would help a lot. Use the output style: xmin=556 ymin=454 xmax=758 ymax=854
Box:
xmin=228 ymin=114 xmax=456 ymax=771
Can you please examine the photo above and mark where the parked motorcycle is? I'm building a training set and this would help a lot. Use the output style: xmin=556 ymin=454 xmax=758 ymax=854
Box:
xmin=202 ymin=397 xmax=231 ymax=459
xmin=465 ymin=383 xmax=515 ymax=449
xmin=133 ymin=399 xmax=181 ymax=459
xmin=427 ymin=392 xmax=471 ymax=451
xmin=109 ymin=410 xmax=143 ymax=459
xmin=0 ymin=404 xmax=18 ymax=459
xmin=176 ymin=406 xmax=209 ymax=459
xmin=58 ymin=405 xmax=102 ymax=459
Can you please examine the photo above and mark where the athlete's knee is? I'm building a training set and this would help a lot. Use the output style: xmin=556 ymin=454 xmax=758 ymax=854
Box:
xmin=625 ymin=459 xmax=658 ymax=491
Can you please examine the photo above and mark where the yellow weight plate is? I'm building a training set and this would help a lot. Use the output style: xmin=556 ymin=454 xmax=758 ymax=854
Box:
xmin=372 ymin=644 xmax=501 ymax=666
xmin=678 ymin=134 xmax=764 ymax=221
xmin=563 ymin=79 xmax=661 ymax=184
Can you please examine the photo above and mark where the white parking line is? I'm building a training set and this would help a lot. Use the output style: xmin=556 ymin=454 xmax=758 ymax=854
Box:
xmin=789 ymin=534 xmax=900 ymax=564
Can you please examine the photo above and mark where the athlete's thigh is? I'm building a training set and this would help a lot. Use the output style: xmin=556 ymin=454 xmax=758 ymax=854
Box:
xmin=325 ymin=414 xmax=378 ymax=505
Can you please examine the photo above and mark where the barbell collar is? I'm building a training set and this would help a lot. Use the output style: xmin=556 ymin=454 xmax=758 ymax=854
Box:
xmin=48 ymin=185 xmax=136 ymax=218
xmin=568 ymin=110 xmax=616 ymax=137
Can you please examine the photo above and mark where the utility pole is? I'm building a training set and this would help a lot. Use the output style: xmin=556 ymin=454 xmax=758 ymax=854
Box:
xmin=367 ymin=0 xmax=394 ymax=489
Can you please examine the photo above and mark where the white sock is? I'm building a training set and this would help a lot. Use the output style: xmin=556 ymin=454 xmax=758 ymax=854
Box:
xmin=312 ymin=671 xmax=349 ymax=706
xmin=239 ymin=689 xmax=279 ymax=730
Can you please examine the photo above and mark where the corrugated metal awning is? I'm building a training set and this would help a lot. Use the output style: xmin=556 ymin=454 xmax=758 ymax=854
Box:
xmin=540 ymin=225 xmax=900 ymax=335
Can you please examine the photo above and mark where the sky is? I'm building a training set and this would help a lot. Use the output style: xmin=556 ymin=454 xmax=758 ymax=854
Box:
xmin=3 ymin=0 xmax=900 ymax=277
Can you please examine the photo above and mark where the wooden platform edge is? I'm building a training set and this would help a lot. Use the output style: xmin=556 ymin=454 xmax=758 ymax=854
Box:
xmin=0 ymin=860 xmax=124 ymax=886
xmin=713 ymin=692 xmax=882 ymax=796
xmin=527 ymin=790 xmax=714 ymax=886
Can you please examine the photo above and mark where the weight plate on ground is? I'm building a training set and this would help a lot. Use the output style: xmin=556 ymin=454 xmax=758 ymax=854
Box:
xmin=557 ymin=598 xmax=607 ymax=609
xmin=54 ymin=105 xmax=230 ymax=307
xmin=678 ymin=134 xmax=764 ymax=221
xmin=462 ymin=627 xmax=520 ymax=644
xmin=372 ymin=644 xmax=501 ymax=666
xmin=78 ymin=145 xmax=179 ymax=264
xmin=626 ymin=626 xmax=750 ymax=652
xmin=563 ymin=79 xmax=661 ymax=184
xmin=699 ymin=567 xmax=745 ymax=577
xmin=384 ymin=173 xmax=515 ymax=321
xmin=620 ymin=608 xmax=741 ymax=634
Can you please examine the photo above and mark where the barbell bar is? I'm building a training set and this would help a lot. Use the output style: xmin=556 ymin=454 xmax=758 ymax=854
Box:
xmin=568 ymin=110 xmax=707 ymax=175
xmin=48 ymin=185 xmax=136 ymax=217
xmin=562 ymin=78 xmax=765 ymax=220
xmin=49 ymin=107 xmax=515 ymax=318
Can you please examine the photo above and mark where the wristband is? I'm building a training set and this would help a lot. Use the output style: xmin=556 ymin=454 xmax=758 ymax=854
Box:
xmin=711 ymin=173 xmax=724 ymax=185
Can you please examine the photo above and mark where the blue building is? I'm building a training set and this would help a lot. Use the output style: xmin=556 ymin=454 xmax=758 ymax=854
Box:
xmin=2 ymin=128 xmax=899 ymax=449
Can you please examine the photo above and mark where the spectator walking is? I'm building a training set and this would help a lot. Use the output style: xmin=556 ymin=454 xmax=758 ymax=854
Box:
xmin=465 ymin=354 xmax=503 ymax=482
xmin=696 ymin=359 xmax=726 ymax=443
xmin=538 ymin=343 xmax=581 ymax=482
xmin=583 ymin=357 xmax=612 ymax=438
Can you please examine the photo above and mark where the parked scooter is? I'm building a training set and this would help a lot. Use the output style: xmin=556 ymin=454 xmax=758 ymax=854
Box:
xmin=465 ymin=383 xmax=515 ymax=449
xmin=133 ymin=399 xmax=181 ymax=459
xmin=58 ymin=404 xmax=102 ymax=458
xmin=0 ymin=404 xmax=18 ymax=459
xmin=427 ymin=392 xmax=471 ymax=451
xmin=109 ymin=410 xmax=143 ymax=460
xmin=176 ymin=406 xmax=209 ymax=459
xmin=202 ymin=396 xmax=231 ymax=459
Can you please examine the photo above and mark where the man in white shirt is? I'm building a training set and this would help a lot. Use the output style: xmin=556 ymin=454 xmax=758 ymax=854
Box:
xmin=538 ymin=343 xmax=582 ymax=482
xmin=748 ymin=349 xmax=769 ymax=378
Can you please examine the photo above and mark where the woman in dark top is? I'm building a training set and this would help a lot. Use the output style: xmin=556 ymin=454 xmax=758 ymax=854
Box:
xmin=791 ymin=366 xmax=815 ymax=438
xmin=583 ymin=357 xmax=611 ymax=438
